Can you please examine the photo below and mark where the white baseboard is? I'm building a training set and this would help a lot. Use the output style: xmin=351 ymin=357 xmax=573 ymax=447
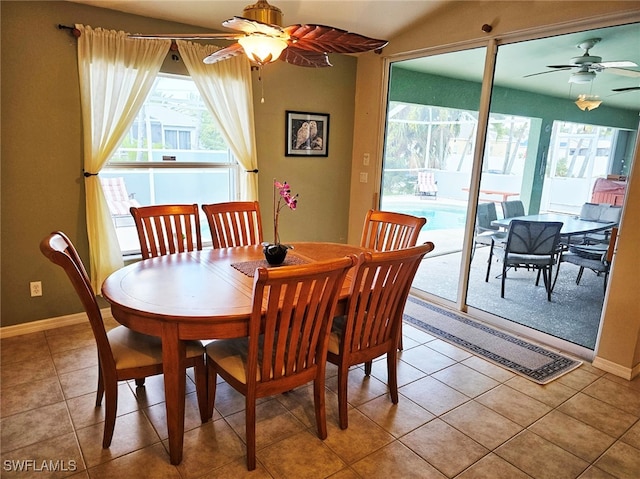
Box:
xmin=592 ymin=355 xmax=639 ymax=380
xmin=0 ymin=308 xmax=113 ymax=339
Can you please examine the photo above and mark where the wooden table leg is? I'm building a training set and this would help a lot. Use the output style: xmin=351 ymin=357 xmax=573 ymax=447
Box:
xmin=162 ymin=323 xmax=186 ymax=465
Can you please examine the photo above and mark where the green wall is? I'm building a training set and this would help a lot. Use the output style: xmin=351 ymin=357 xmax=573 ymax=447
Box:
xmin=1 ymin=1 xmax=356 ymax=327
xmin=390 ymin=67 xmax=639 ymax=130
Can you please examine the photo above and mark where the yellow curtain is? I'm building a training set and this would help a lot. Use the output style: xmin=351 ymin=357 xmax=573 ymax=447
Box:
xmin=76 ymin=24 xmax=170 ymax=291
xmin=176 ymin=40 xmax=259 ymax=201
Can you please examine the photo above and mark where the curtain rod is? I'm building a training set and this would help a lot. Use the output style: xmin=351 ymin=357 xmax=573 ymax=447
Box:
xmin=58 ymin=24 xmax=81 ymax=37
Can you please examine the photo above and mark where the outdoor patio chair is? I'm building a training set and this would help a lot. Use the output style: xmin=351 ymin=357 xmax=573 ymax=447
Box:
xmin=560 ymin=227 xmax=617 ymax=294
xmin=415 ymin=171 xmax=438 ymax=199
xmin=473 ymin=202 xmax=507 ymax=262
xmin=585 ymin=205 xmax=622 ymax=244
xmin=501 ymin=200 xmax=525 ymax=219
xmin=99 ymin=177 xmax=140 ymax=224
xmin=493 ymin=220 xmax=563 ymax=301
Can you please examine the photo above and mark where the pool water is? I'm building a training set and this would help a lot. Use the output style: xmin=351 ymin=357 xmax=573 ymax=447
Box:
xmin=381 ymin=202 xmax=468 ymax=231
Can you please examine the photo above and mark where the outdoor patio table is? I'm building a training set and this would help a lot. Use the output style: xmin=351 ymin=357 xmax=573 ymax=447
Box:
xmin=491 ymin=213 xmax=617 ymax=244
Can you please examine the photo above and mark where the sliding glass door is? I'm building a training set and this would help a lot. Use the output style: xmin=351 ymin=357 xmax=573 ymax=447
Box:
xmin=382 ymin=22 xmax=639 ymax=357
xmin=381 ymin=47 xmax=485 ymax=302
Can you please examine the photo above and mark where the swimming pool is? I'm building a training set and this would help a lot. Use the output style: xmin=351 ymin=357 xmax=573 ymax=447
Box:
xmin=380 ymin=201 xmax=468 ymax=231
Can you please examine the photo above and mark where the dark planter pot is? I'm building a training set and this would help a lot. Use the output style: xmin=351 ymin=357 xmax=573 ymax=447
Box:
xmin=262 ymin=243 xmax=289 ymax=265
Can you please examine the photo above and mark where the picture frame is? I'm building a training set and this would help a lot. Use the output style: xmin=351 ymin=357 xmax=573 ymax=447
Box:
xmin=285 ymin=111 xmax=330 ymax=157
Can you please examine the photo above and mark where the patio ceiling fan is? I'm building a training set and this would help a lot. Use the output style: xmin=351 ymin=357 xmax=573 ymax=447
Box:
xmin=524 ymin=38 xmax=639 ymax=83
xmin=129 ymin=0 xmax=388 ymax=68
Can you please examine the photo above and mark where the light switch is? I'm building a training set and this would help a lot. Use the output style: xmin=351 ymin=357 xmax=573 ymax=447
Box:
xmin=363 ymin=153 xmax=370 ymax=166
xmin=359 ymin=172 xmax=368 ymax=183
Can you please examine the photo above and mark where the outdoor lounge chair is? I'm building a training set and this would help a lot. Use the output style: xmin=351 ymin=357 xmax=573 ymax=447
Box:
xmin=415 ymin=171 xmax=438 ymax=199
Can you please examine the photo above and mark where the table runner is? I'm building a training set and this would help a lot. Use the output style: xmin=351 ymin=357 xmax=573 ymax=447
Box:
xmin=231 ymin=254 xmax=308 ymax=277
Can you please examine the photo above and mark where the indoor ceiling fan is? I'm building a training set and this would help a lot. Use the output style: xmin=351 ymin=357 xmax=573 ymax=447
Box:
xmin=130 ymin=0 xmax=388 ymax=68
xmin=524 ymin=38 xmax=639 ymax=84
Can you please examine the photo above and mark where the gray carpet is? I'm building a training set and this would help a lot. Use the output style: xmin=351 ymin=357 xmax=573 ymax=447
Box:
xmin=403 ymin=296 xmax=582 ymax=384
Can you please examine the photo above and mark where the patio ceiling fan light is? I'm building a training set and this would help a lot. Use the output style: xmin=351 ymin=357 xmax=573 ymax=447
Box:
xmin=575 ymin=95 xmax=602 ymax=111
xmin=569 ymin=70 xmax=596 ymax=84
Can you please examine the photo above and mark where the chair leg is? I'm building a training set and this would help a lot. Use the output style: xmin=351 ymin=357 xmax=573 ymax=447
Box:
xmin=485 ymin=241 xmax=495 ymax=282
xmin=500 ymin=263 xmax=507 ymax=298
xmin=245 ymin=393 xmax=257 ymax=471
xmin=337 ymin=364 xmax=350 ymax=430
xmin=102 ymin=380 xmax=118 ymax=448
xmin=576 ymin=266 xmax=585 ymax=285
xmin=206 ymin=361 xmax=218 ymax=420
xmin=364 ymin=360 xmax=372 ymax=376
xmin=543 ymin=267 xmax=552 ymax=301
xmin=193 ymin=358 xmax=208 ymax=423
xmin=313 ymin=374 xmax=328 ymax=440
xmin=387 ymin=350 xmax=399 ymax=404
xmin=95 ymin=366 xmax=105 ymax=407
xmin=134 ymin=378 xmax=146 ymax=387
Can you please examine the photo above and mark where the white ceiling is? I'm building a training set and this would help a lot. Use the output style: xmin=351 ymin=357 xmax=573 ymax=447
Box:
xmin=66 ymin=0 xmax=445 ymax=41
xmin=68 ymin=0 xmax=640 ymax=111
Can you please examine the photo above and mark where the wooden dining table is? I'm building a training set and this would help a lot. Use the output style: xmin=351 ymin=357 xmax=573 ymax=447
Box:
xmin=101 ymin=242 xmax=365 ymax=465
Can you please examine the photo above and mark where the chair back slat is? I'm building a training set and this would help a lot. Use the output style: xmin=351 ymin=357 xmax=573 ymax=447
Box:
xmin=360 ymin=209 xmax=426 ymax=252
xmin=130 ymin=204 xmax=202 ymax=259
xmin=249 ymin=255 xmax=357 ymax=385
xmin=202 ymin=201 xmax=263 ymax=248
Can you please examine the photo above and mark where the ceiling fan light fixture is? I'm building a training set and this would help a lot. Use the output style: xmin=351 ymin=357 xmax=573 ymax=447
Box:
xmin=575 ymin=94 xmax=602 ymax=111
xmin=238 ymin=35 xmax=288 ymax=64
xmin=569 ymin=70 xmax=596 ymax=84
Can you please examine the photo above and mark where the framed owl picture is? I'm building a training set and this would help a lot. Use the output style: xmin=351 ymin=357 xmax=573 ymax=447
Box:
xmin=285 ymin=111 xmax=329 ymax=157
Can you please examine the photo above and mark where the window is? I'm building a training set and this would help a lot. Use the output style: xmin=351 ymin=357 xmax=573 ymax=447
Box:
xmin=102 ymin=74 xmax=239 ymax=254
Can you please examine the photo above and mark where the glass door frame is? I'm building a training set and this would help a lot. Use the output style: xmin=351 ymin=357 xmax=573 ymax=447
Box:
xmin=378 ymin=13 xmax=639 ymax=360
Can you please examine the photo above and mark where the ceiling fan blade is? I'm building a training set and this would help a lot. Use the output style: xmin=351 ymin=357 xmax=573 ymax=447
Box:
xmin=546 ymin=64 xmax=579 ymax=69
xmin=222 ymin=16 xmax=285 ymax=36
xmin=523 ymin=68 xmax=571 ymax=78
xmin=598 ymin=60 xmax=638 ymax=68
xmin=279 ymin=47 xmax=331 ymax=67
xmin=283 ymin=24 xmax=388 ymax=54
xmin=603 ymin=67 xmax=640 ymax=78
xmin=203 ymin=43 xmax=245 ymax=64
xmin=611 ymin=86 xmax=640 ymax=92
xmin=129 ymin=32 xmax=241 ymax=40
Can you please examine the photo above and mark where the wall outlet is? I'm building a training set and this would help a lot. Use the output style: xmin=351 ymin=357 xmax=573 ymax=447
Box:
xmin=30 ymin=281 xmax=42 ymax=297
xmin=359 ymin=172 xmax=368 ymax=183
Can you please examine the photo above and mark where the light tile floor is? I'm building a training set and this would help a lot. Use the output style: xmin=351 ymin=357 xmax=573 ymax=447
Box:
xmin=1 ymin=312 xmax=639 ymax=479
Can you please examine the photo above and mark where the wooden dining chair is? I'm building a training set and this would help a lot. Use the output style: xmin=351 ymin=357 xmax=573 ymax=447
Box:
xmin=327 ymin=242 xmax=435 ymax=429
xmin=360 ymin=209 xmax=426 ymax=252
xmin=360 ymin=209 xmax=427 ymax=350
xmin=205 ymin=255 xmax=357 ymax=470
xmin=130 ymin=204 xmax=202 ymax=259
xmin=40 ymin=231 xmax=207 ymax=448
xmin=201 ymin=201 xmax=263 ymax=248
